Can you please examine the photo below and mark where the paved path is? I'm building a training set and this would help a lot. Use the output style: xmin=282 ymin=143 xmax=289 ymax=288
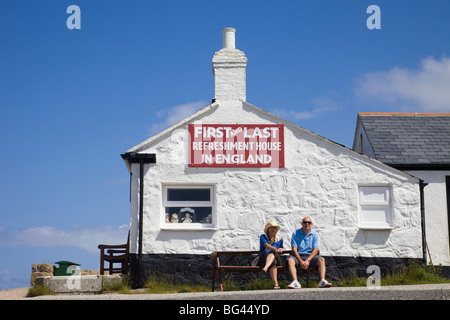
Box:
xmin=18 ymin=283 xmax=450 ymax=300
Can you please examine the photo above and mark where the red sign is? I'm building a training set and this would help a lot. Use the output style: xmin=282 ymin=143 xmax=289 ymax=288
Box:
xmin=189 ymin=124 xmax=284 ymax=168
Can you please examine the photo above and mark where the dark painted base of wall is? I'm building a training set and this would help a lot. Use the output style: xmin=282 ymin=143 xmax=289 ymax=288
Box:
xmin=129 ymin=253 xmax=427 ymax=289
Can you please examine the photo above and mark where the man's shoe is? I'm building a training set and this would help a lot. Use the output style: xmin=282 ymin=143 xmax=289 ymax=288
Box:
xmin=287 ymin=280 xmax=301 ymax=289
xmin=318 ymin=279 xmax=332 ymax=288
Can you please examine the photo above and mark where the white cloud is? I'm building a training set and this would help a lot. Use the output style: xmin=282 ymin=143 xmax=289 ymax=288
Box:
xmin=149 ymin=101 xmax=208 ymax=135
xmin=271 ymin=97 xmax=341 ymax=121
xmin=356 ymin=56 xmax=450 ymax=112
xmin=0 ymin=225 xmax=129 ymax=253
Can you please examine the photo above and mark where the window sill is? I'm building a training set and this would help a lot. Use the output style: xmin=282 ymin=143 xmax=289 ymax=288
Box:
xmin=359 ymin=225 xmax=394 ymax=231
xmin=161 ymin=224 xmax=217 ymax=231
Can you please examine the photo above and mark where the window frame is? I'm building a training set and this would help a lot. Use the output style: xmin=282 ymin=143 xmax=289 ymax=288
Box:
xmin=358 ymin=185 xmax=394 ymax=230
xmin=161 ymin=184 xmax=216 ymax=231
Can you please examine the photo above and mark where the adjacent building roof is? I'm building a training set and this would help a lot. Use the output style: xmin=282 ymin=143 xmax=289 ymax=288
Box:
xmin=355 ymin=113 xmax=450 ymax=169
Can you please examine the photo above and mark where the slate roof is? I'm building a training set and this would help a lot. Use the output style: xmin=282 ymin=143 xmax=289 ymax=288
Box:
xmin=358 ymin=113 xmax=450 ymax=168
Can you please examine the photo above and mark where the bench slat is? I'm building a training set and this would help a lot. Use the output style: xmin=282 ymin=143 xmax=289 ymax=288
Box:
xmin=218 ymin=265 xmax=288 ymax=271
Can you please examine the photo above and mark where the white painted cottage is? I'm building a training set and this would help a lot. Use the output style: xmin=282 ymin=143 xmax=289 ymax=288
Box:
xmin=122 ymin=28 xmax=423 ymax=287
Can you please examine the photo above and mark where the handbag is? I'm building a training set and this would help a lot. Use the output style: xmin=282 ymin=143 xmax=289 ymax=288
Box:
xmin=251 ymin=252 xmax=264 ymax=266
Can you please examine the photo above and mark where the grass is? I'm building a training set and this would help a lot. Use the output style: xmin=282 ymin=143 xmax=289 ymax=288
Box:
xmin=103 ymin=272 xmax=212 ymax=295
xmin=336 ymin=262 xmax=450 ymax=287
xmin=381 ymin=263 xmax=450 ymax=286
xmin=27 ymin=285 xmax=57 ymax=297
xmin=102 ymin=277 xmax=132 ymax=294
xmin=142 ymin=272 xmax=210 ymax=294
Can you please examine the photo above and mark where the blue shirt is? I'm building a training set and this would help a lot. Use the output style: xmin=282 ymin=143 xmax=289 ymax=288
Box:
xmin=259 ymin=234 xmax=283 ymax=256
xmin=290 ymin=229 xmax=319 ymax=255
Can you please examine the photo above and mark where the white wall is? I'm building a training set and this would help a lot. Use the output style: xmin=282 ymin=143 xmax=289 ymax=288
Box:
xmin=129 ymin=101 xmax=423 ymax=260
xmin=407 ymin=170 xmax=450 ymax=266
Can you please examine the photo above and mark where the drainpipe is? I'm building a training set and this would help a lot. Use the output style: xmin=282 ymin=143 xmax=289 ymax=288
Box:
xmin=121 ymin=152 xmax=156 ymax=287
xmin=419 ymin=180 xmax=428 ymax=264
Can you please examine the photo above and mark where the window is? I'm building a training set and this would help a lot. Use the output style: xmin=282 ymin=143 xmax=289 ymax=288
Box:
xmin=358 ymin=186 xmax=393 ymax=230
xmin=162 ymin=185 xmax=215 ymax=230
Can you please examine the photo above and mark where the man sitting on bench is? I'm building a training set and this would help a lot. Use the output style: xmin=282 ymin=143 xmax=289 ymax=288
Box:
xmin=287 ymin=216 xmax=332 ymax=289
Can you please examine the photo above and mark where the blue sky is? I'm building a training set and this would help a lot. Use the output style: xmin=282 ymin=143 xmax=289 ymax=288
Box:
xmin=1 ymin=1 xmax=450 ymax=289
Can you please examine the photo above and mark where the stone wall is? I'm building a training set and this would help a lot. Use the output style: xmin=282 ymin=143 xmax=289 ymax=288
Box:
xmin=31 ymin=264 xmax=54 ymax=287
xmin=31 ymin=263 xmax=104 ymax=286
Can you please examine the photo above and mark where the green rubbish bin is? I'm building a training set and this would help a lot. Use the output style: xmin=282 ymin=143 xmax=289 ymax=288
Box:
xmin=54 ymin=261 xmax=81 ymax=276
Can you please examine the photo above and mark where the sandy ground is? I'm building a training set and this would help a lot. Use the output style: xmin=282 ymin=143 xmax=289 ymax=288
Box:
xmin=0 ymin=288 xmax=30 ymax=300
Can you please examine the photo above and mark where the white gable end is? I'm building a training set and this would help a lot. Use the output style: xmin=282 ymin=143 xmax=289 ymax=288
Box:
xmin=127 ymin=99 xmax=418 ymax=184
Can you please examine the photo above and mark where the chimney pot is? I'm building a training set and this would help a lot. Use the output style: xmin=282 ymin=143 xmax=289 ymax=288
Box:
xmin=222 ymin=27 xmax=236 ymax=49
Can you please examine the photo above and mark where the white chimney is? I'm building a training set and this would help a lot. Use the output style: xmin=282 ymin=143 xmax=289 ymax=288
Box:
xmin=212 ymin=27 xmax=248 ymax=102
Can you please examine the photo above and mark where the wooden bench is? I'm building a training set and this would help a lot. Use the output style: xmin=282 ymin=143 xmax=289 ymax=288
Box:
xmin=210 ymin=250 xmax=311 ymax=291
xmin=98 ymin=231 xmax=130 ymax=275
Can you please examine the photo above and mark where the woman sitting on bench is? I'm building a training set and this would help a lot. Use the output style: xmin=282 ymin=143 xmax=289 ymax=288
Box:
xmin=257 ymin=221 xmax=284 ymax=289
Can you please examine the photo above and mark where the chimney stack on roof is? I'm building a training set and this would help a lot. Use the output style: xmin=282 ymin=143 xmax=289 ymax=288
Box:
xmin=213 ymin=27 xmax=248 ymax=102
